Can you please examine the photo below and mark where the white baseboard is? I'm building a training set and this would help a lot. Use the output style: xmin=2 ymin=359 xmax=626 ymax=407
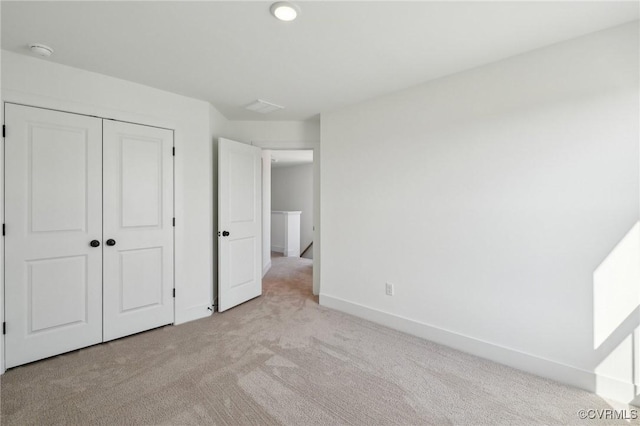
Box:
xmin=263 ymin=260 xmax=272 ymax=277
xmin=271 ymin=245 xmax=284 ymax=253
xmin=319 ymin=294 xmax=600 ymax=396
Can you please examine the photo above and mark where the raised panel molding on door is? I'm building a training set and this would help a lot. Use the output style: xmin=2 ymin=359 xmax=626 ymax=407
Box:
xmin=4 ymin=104 xmax=103 ymax=368
xmin=218 ymin=138 xmax=262 ymax=312
xmin=102 ymin=120 xmax=174 ymax=341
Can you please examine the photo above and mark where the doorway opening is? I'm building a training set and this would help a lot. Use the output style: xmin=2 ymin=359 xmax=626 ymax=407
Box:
xmin=218 ymin=139 xmax=319 ymax=313
xmin=262 ymin=149 xmax=314 ymax=297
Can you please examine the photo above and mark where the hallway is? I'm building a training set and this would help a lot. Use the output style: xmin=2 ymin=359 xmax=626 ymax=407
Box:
xmin=264 ymin=252 xmax=315 ymax=304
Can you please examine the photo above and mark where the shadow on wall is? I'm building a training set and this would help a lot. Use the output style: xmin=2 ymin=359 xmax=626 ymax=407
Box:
xmin=592 ymin=221 xmax=640 ymax=404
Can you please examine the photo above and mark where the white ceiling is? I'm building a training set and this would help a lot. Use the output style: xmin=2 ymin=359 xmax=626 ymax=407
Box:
xmin=2 ymin=2 xmax=638 ymax=121
xmin=271 ymin=150 xmax=313 ymax=168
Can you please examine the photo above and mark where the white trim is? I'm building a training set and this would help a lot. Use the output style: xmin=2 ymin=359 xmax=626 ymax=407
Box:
xmin=255 ymin=140 xmax=320 ymax=295
xmin=262 ymin=260 xmax=272 ymax=277
xmin=271 ymin=245 xmax=284 ymax=253
xmin=0 ymin=93 xmax=4 ymax=375
xmin=319 ymin=294 xmax=597 ymax=395
xmin=2 ymin=89 xmax=179 ymax=130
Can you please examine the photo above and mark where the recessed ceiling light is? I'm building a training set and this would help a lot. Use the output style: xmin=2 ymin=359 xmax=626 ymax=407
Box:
xmin=270 ymin=2 xmax=299 ymax=22
xmin=29 ymin=43 xmax=54 ymax=58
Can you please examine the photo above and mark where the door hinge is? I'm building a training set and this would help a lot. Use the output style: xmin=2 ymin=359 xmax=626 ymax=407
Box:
xmin=173 ymin=289 xmax=176 ymax=298
xmin=172 ymin=147 xmax=175 ymax=156
xmin=2 ymin=224 xmax=5 ymax=236
xmin=172 ymin=217 xmax=175 ymax=227
xmin=2 ymin=125 xmax=5 ymax=138
xmin=2 ymin=322 xmax=5 ymax=335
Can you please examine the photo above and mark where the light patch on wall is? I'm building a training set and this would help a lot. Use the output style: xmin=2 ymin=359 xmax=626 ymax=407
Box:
xmin=593 ymin=222 xmax=640 ymax=349
xmin=593 ymin=222 xmax=640 ymax=403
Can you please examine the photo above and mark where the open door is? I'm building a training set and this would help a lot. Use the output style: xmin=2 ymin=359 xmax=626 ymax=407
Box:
xmin=218 ymin=138 xmax=262 ymax=312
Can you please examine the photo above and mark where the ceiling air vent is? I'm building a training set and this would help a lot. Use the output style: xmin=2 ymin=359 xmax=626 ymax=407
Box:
xmin=244 ymin=99 xmax=284 ymax=114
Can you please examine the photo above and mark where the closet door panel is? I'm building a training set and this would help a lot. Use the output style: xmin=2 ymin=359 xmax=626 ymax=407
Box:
xmin=102 ymin=120 xmax=174 ymax=341
xmin=4 ymin=104 xmax=103 ymax=368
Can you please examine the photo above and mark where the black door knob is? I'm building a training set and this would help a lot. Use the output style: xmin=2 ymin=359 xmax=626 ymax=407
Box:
xmin=222 ymin=231 xmax=230 ymax=237
xmin=106 ymin=239 xmax=116 ymax=246
xmin=90 ymin=240 xmax=100 ymax=247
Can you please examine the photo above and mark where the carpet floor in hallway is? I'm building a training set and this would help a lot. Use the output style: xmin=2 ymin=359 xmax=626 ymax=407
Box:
xmin=1 ymin=256 xmax=634 ymax=425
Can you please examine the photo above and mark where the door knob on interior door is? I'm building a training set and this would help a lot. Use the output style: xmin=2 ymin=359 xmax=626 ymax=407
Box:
xmin=106 ymin=239 xmax=116 ymax=246
xmin=90 ymin=240 xmax=100 ymax=247
xmin=222 ymin=231 xmax=230 ymax=237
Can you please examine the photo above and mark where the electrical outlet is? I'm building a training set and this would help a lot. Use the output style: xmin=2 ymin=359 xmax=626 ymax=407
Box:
xmin=385 ymin=282 xmax=394 ymax=296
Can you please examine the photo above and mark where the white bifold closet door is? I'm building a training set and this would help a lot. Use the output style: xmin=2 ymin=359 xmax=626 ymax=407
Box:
xmin=4 ymin=104 xmax=104 ymax=368
xmin=4 ymin=104 xmax=174 ymax=368
xmin=102 ymin=120 xmax=174 ymax=342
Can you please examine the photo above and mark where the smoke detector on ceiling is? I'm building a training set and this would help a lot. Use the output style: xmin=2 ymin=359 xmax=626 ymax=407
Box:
xmin=29 ymin=43 xmax=54 ymax=57
xmin=245 ymin=99 xmax=284 ymax=114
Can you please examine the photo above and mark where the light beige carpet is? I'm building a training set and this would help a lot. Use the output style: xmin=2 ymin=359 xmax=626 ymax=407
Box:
xmin=0 ymin=256 xmax=635 ymax=425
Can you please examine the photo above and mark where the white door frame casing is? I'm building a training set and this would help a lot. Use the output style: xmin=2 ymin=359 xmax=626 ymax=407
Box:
xmin=0 ymin=96 xmax=179 ymax=373
xmin=252 ymin=140 xmax=320 ymax=296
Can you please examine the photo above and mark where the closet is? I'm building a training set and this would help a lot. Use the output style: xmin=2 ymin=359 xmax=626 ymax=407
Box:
xmin=4 ymin=103 xmax=174 ymax=368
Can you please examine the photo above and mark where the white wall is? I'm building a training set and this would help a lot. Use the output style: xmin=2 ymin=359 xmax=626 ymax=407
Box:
xmin=226 ymin=120 xmax=320 ymax=146
xmin=320 ymin=22 xmax=639 ymax=402
xmin=262 ymin=150 xmax=272 ymax=276
xmin=272 ymin=164 xmax=314 ymax=251
xmin=271 ymin=212 xmax=286 ymax=253
xmin=2 ymin=50 xmax=218 ymax=327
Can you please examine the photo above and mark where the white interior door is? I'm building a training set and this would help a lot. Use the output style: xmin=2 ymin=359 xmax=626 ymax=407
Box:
xmin=102 ymin=120 xmax=174 ymax=341
xmin=218 ymin=138 xmax=262 ymax=312
xmin=4 ymin=104 xmax=103 ymax=368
